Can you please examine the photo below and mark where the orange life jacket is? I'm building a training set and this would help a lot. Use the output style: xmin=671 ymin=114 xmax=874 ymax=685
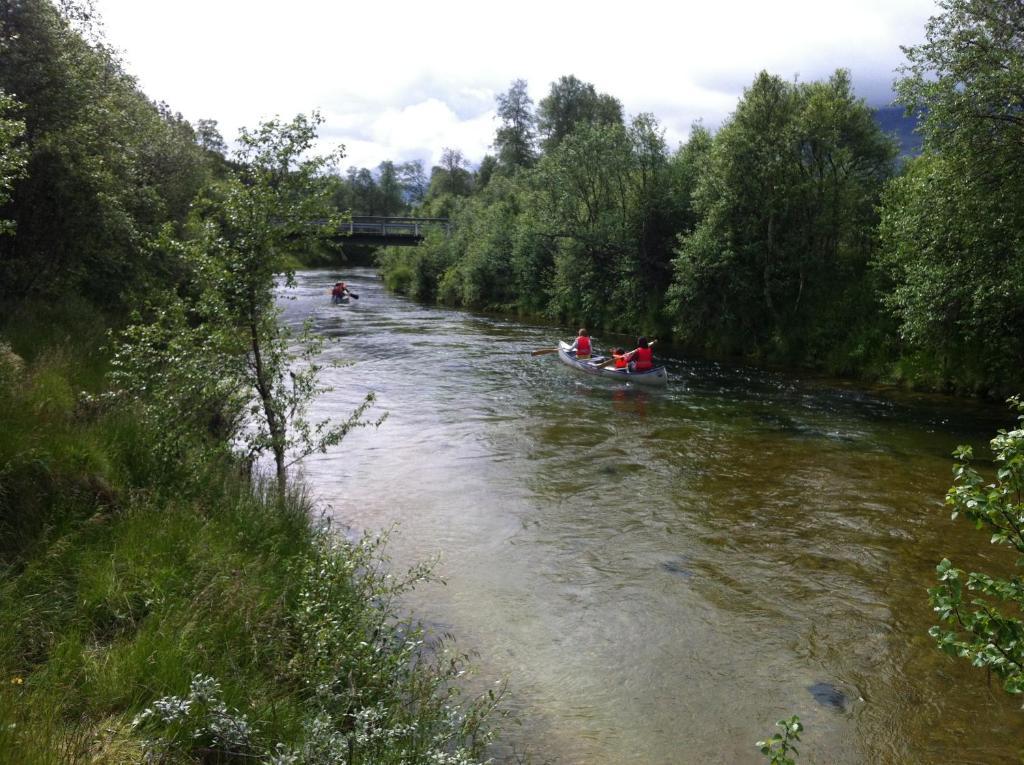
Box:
xmin=613 ymin=353 xmax=627 ymax=369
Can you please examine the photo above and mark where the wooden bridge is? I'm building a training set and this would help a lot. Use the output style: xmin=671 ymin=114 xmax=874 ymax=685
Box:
xmin=335 ymin=216 xmax=449 ymax=246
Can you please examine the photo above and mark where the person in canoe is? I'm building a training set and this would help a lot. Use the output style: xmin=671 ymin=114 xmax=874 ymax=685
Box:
xmin=623 ymin=337 xmax=654 ymax=373
xmin=331 ymin=281 xmax=351 ymax=303
xmin=610 ymin=347 xmax=628 ymax=369
xmin=566 ymin=328 xmax=593 ymax=360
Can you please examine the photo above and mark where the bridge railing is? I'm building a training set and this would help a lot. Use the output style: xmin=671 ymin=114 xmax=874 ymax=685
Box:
xmin=347 ymin=216 xmax=449 ymax=238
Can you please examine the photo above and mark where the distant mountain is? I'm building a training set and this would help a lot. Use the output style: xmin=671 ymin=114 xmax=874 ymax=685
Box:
xmin=873 ymin=106 xmax=923 ymax=159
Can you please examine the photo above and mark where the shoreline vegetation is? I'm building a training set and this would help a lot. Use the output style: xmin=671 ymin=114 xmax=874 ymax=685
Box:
xmin=0 ymin=2 xmax=506 ymax=762
xmin=0 ymin=301 xmax=506 ymax=763
xmin=1 ymin=0 xmax=1022 ymax=763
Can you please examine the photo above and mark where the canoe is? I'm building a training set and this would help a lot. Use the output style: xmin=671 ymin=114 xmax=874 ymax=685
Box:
xmin=557 ymin=342 xmax=668 ymax=386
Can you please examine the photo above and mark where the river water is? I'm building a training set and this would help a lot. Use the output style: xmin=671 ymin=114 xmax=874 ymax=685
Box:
xmin=281 ymin=268 xmax=1023 ymax=764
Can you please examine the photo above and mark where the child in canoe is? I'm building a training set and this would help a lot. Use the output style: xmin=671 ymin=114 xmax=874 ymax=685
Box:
xmin=566 ymin=328 xmax=592 ymax=360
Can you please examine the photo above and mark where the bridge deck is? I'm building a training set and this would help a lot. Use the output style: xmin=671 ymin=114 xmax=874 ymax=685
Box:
xmin=338 ymin=215 xmax=449 ymax=246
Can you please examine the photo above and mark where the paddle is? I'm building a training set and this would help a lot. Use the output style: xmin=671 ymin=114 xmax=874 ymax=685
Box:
xmin=597 ymin=339 xmax=657 ymax=368
xmin=531 ymin=347 xmax=561 ymax=356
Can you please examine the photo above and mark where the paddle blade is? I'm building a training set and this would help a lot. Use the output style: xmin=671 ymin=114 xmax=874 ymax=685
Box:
xmin=531 ymin=348 xmax=560 ymax=356
xmin=350 ymin=293 xmax=359 ymax=299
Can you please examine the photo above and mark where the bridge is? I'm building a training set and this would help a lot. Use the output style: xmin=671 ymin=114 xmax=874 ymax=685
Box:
xmin=335 ymin=216 xmax=450 ymax=246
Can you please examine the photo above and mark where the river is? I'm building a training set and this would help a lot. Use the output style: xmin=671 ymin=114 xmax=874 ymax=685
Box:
xmin=280 ymin=267 xmax=1023 ymax=764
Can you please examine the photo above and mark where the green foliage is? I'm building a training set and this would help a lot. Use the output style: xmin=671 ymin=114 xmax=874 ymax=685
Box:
xmin=877 ymin=0 xmax=1024 ymax=392
xmin=756 ymin=716 xmax=803 ymax=764
xmin=537 ymin=75 xmax=623 ymax=153
xmin=929 ymin=396 xmax=1024 ymax=692
xmin=114 ymin=114 xmax=382 ymax=495
xmin=667 ymin=70 xmax=896 ymax=361
xmin=0 ymin=323 xmax=505 ymax=763
xmin=495 ymin=79 xmax=536 ymax=171
xmin=0 ymin=0 xmax=217 ymax=308
xmin=0 ymin=89 xmax=26 ymax=235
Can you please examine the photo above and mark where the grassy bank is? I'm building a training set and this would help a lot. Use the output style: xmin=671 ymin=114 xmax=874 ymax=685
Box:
xmin=0 ymin=308 xmax=503 ymax=764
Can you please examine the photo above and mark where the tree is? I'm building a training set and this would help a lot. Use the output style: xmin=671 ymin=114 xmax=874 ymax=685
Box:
xmin=426 ymin=147 xmax=473 ymax=200
xmin=117 ymin=115 xmax=380 ymax=495
xmin=0 ymin=90 xmax=26 ymax=236
xmin=475 ymin=154 xmax=498 ymax=190
xmin=0 ymin=0 xmax=213 ymax=307
xmin=195 ymin=118 xmax=227 ymax=156
xmin=494 ymin=78 xmax=536 ymax=171
xmin=668 ymin=70 xmax=895 ymax=359
xmin=397 ymin=159 xmax=427 ymax=206
xmin=877 ymin=0 xmax=1024 ymax=390
xmin=346 ymin=166 xmax=379 ymax=214
xmin=537 ymin=75 xmax=623 ymax=153
xmin=930 ymin=397 xmax=1024 ymax=694
xmin=376 ymin=160 xmax=404 ymax=216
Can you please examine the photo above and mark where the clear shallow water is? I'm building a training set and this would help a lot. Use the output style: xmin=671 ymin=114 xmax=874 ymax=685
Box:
xmin=281 ymin=268 xmax=1023 ymax=764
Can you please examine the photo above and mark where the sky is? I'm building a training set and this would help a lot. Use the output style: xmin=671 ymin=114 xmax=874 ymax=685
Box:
xmin=92 ymin=0 xmax=940 ymax=171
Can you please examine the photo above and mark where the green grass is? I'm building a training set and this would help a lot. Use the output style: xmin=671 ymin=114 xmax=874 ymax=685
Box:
xmin=0 ymin=317 xmax=505 ymax=764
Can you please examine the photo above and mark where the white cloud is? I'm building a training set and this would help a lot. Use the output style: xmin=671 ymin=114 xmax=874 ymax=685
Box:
xmin=95 ymin=0 xmax=940 ymax=168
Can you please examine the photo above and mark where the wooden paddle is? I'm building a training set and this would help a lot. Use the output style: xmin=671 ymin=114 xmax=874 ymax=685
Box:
xmin=531 ymin=347 xmax=561 ymax=356
xmin=597 ymin=339 xmax=656 ymax=368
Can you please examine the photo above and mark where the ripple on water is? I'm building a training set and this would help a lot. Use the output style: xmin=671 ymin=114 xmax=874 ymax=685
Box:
xmin=280 ymin=269 xmax=1024 ymax=765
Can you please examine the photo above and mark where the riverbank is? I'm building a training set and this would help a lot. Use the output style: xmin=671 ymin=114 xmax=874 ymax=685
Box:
xmin=0 ymin=302 xmax=502 ymax=764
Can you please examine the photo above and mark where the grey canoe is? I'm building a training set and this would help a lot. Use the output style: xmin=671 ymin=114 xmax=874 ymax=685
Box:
xmin=557 ymin=342 xmax=668 ymax=386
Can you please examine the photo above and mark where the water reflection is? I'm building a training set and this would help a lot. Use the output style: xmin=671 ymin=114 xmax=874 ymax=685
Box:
xmin=284 ymin=268 xmax=1023 ymax=765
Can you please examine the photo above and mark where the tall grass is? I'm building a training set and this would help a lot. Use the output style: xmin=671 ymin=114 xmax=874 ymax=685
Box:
xmin=0 ymin=318 xmax=506 ymax=763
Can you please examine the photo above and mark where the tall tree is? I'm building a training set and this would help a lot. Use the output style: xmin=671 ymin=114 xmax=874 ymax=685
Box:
xmin=877 ymin=0 xmax=1024 ymax=389
xmin=668 ymin=70 xmax=895 ymax=359
xmin=122 ymin=115 xmax=375 ymax=495
xmin=537 ymin=75 xmax=623 ymax=153
xmin=494 ymin=79 xmax=536 ymax=171
xmin=0 ymin=0 xmax=212 ymax=307
xmin=0 ymin=90 xmax=26 ymax=236
xmin=397 ymin=159 xmax=427 ymax=206
xmin=427 ymin=147 xmax=473 ymax=199
xmin=376 ymin=160 xmax=404 ymax=216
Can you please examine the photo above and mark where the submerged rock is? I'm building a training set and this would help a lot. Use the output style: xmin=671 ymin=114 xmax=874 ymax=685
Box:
xmin=807 ymin=682 xmax=849 ymax=711
xmin=661 ymin=557 xmax=694 ymax=579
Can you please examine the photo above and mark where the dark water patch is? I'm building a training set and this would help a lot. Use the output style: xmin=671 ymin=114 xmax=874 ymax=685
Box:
xmin=660 ymin=556 xmax=695 ymax=579
xmin=807 ymin=682 xmax=853 ymax=712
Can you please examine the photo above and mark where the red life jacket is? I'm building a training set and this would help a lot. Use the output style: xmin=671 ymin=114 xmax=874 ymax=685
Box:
xmin=613 ymin=353 xmax=627 ymax=369
xmin=633 ymin=346 xmax=653 ymax=371
xmin=576 ymin=336 xmax=591 ymax=357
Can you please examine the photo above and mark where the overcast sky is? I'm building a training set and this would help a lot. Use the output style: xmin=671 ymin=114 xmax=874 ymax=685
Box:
xmin=92 ymin=0 xmax=939 ymax=171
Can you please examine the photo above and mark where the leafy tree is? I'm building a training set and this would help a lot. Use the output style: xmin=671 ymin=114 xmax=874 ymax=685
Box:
xmin=668 ymin=70 xmax=895 ymax=360
xmin=397 ymin=159 xmax=428 ymax=206
xmin=537 ymin=75 xmax=623 ymax=153
xmin=877 ymin=0 xmax=1024 ymax=390
xmin=528 ymin=121 xmax=635 ymax=325
xmin=429 ymin=147 xmax=473 ymax=197
xmin=195 ymin=117 xmax=228 ymax=156
xmin=346 ymin=166 xmax=380 ymax=214
xmin=930 ymin=397 xmax=1024 ymax=693
xmin=376 ymin=159 xmax=404 ymax=216
xmin=0 ymin=89 xmax=26 ymax=235
xmin=0 ymin=0 xmax=213 ymax=307
xmin=494 ymin=78 xmax=536 ymax=171
xmin=475 ymin=153 xmax=498 ymax=190
xmin=117 ymin=115 xmax=380 ymax=495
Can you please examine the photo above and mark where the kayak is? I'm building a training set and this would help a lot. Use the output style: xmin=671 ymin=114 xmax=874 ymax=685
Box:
xmin=557 ymin=342 xmax=668 ymax=386
xmin=331 ymin=295 xmax=350 ymax=305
